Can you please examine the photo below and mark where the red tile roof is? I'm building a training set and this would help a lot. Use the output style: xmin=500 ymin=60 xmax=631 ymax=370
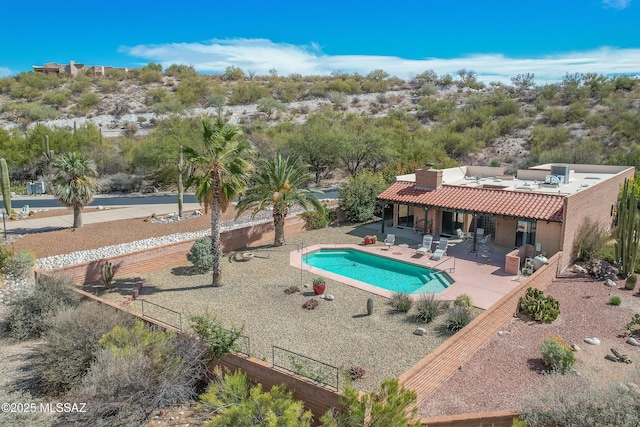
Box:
xmin=377 ymin=181 xmax=565 ymax=222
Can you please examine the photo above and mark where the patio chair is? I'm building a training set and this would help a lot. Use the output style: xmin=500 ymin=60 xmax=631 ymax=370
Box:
xmin=430 ymin=238 xmax=449 ymax=260
xmin=383 ymin=234 xmax=395 ymax=250
xmin=416 ymin=235 xmax=433 ymax=256
xmin=480 ymin=246 xmax=494 ymax=264
xmin=476 ymin=228 xmax=485 ymax=239
xmin=480 ymin=234 xmax=491 ymax=249
xmin=456 ymin=228 xmax=468 ymax=243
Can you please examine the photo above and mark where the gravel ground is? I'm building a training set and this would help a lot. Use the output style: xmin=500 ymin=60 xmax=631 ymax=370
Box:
xmin=418 ymin=275 xmax=640 ymax=417
xmin=127 ymin=224 xmax=467 ymax=392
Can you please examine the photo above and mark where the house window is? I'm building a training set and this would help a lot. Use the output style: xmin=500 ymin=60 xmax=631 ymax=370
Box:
xmin=515 ymin=219 xmax=536 ymax=247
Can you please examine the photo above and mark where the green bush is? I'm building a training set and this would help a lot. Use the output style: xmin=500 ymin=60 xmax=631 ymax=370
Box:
xmin=445 ymin=305 xmax=473 ymax=332
xmin=68 ymin=76 xmax=91 ymax=94
xmin=390 ymin=292 xmax=412 ymax=313
xmin=415 ymin=294 xmax=447 ymax=323
xmin=33 ymin=301 xmax=135 ymax=395
xmin=201 ymin=368 xmax=313 ymax=426
xmin=42 ymin=88 xmax=72 ymax=107
xmin=77 ymin=92 xmax=100 ymax=109
xmin=338 ymin=171 xmax=388 ymax=222
xmin=454 ymin=293 xmax=473 ymax=308
xmin=519 ymin=287 xmax=560 ymax=323
xmin=5 ymin=275 xmax=81 ymax=340
xmin=24 ymin=103 xmax=58 ymax=121
xmin=62 ymin=322 xmax=207 ymax=427
xmin=609 ymin=296 xmax=622 ymax=306
xmin=301 ymin=206 xmax=335 ymax=230
xmin=187 ymin=237 xmax=213 ymax=272
xmin=320 ymin=377 xmax=420 ymax=427
xmin=540 ymin=335 xmax=575 ymax=374
xmin=2 ymin=249 xmax=35 ymax=277
xmin=190 ymin=313 xmax=244 ymax=359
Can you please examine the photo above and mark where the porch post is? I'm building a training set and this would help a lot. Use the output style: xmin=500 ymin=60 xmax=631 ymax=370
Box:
xmin=381 ymin=203 xmax=385 ymax=234
xmin=471 ymin=212 xmax=478 ymax=253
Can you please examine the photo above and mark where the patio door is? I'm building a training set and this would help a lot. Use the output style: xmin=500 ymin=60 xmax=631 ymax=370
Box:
xmin=441 ymin=211 xmax=464 ymax=236
xmin=515 ymin=219 xmax=536 ymax=247
xmin=397 ymin=205 xmax=414 ymax=228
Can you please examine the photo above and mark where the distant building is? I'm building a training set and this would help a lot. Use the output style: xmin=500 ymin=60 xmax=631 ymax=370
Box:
xmin=32 ymin=60 xmax=130 ymax=76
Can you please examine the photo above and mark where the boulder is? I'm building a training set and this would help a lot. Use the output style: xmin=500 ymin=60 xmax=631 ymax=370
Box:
xmin=573 ymin=264 xmax=587 ymax=274
xmin=627 ymin=337 xmax=640 ymax=347
xmin=605 ymin=279 xmax=617 ymax=287
xmin=323 ymin=294 xmax=335 ymax=301
xmin=584 ymin=337 xmax=601 ymax=345
xmin=414 ymin=328 xmax=427 ymax=336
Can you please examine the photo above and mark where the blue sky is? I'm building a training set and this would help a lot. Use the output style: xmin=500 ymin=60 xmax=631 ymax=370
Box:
xmin=1 ymin=0 xmax=639 ymax=83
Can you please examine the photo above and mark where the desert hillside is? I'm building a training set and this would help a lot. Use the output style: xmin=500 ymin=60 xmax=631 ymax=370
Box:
xmin=1 ymin=66 xmax=639 ymax=190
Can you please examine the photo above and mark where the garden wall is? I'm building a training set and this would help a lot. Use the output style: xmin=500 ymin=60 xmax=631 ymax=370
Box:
xmin=405 ymin=252 xmax=561 ymax=427
xmin=211 ymin=354 xmax=342 ymax=424
xmin=46 ymin=215 xmax=306 ymax=285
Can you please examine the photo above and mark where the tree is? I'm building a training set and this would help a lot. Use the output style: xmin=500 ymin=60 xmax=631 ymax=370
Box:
xmin=338 ymin=171 xmax=388 ymax=222
xmin=615 ymin=178 xmax=640 ymax=276
xmin=50 ymin=152 xmax=98 ymax=229
xmin=185 ymin=118 xmax=253 ymax=287
xmin=287 ymin=113 xmax=340 ymax=185
xmin=236 ymin=154 xmax=322 ymax=246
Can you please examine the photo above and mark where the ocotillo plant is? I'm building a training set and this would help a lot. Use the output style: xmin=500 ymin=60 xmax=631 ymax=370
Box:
xmin=0 ymin=158 xmax=11 ymax=214
xmin=615 ymin=178 xmax=640 ymax=277
xmin=101 ymin=261 xmax=116 ymax=288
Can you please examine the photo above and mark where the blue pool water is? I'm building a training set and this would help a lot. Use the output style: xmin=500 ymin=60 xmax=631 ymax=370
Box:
xmin=303 ymin=249 xmax=453 ymax=294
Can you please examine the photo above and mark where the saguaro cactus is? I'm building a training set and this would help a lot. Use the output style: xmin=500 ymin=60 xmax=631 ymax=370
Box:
xmin=615 ymin=179 xmax=640 ymax=277
xmin=0 ymin=158 xmax=11 ymax=214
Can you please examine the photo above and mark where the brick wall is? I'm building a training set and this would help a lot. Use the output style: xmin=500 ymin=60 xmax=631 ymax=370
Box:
xmin=46 ymin=215 xmax=306 ymax=285
xmin=211 ymin=354 xmax=342 ymax=424
xmin=405 ymin=252 xmax=561 ymax=426
xmin=561 ymin=168 xmax=634 ymax=271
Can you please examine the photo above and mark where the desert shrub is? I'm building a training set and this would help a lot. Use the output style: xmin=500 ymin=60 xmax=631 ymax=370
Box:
xmin=454 ymin=293 xmax=473 ymax=308
xmin=2 ymin=249 xmax=36 ymax=277
xmin=97 ymin=78 xmax=118 ymax=93
xmin=4 ymin=275 xmax=81 ymax=340
xmin=390 ymin=292 xmax=412 ymax=313
xmin=415 ymin=294 xmax=447 ymax=323
xmin=189 ymin=313 xmax=244 ymax=359
xmin=609 ymin=296 xmax=622 ymax=306
xmin=445 ymin=305 xmax=473 ymax=332
xmin=154 ymin=99 xmax=187 ymax=114
xmin=320 ymin=377 xmax=420 ymax=427
xmin=0 ymin=389 xmax=48 ymax=427
xmin=98 ymin=172 xmax=144 ymax=193
xmin=62 ymin=323 xmax=207 ymax=427
xmin=23 ymin=103 xmax=58 ymax=121
xmin=626 ymin=314 xmax=640 ymax=335
xmin=200 ymin=368 xmax=313 ymax=426
xmin=187 ymin=237 xmax=213 ymax=272
xmin=520 ymin=374 xmax=640 ymax=426
xmin=572 ymin=217 xmax=609 ymax=262
xmin=0 ymin=242 xmax=11 ymax=271
xmin=76 ymin=92 xmax=100 ymax=109
xmin=346 ymin=365 xmax=366 ymax=381
xmin=519 ymin=287 xmax=560 ymax=323
xmin=68 ymin=76 xmax=92 ymax=94
xmin=540 ymin=335 xmax=575 ymax=374
xmin=338 ymin=171 xmax=388 ymax=222
xmin=301 ymin=206 xmax=335 ymax=230
xmin=625 ymin=274 xmax=637 ymax=290
xmin=33 ymin=301 xmax=135 ymax=395
xmin=303 ymin=298 xmax=320 ymax=310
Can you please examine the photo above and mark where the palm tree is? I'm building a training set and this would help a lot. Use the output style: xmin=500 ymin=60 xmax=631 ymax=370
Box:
xmin=185 ymin=118 xmax=253 ymax=287
xmin=236 ymin=154 xmax=323 ymax=246
xmin=51 ymin=152 xmax=98 ymax=229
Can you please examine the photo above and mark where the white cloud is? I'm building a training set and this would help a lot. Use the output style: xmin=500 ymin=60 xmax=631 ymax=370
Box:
xmin=0 ymin=66 xmax=13 ymax=78
xmin=121 ymin=38 xmax=640 ymax=84
xmin=603 ymin=0 xmax=631 ymax=9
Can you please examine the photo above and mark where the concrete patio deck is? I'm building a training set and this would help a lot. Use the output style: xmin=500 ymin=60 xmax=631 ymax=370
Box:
xmin=291 ymin=231 xmax=523 ymax=310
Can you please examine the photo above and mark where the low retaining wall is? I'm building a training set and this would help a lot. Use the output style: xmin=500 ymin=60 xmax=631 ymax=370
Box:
xmin=46 ymin=215 xmax=306 ymax=286
xmin=404 ymin=252 xmax=561 ymax=427
xmin=211 ymin=354 xmax=342 ymax=423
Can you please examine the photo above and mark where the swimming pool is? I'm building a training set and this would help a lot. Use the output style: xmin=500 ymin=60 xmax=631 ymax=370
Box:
xmin=302 ymin=248 xmax=453 ymax=294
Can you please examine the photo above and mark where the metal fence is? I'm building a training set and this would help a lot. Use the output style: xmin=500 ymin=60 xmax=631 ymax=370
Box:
xmin=140 ymin=299 xmax=183 ymax=331
xmin=272 ymin=346 xmax=339 ymax=389
xmin=231 ymin=332 xmax=251 ymax=357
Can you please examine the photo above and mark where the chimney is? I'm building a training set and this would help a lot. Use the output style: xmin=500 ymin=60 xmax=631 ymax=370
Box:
xmin=415 ymin=166 xmax=442 ymax=190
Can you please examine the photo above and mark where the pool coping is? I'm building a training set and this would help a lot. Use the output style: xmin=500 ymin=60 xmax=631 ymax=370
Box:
xmin=290 ymin=243 xmax=521 ymax=309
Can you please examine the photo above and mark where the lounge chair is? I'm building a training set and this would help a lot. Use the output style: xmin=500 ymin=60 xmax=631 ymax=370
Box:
xmin=430 ymin=238 xmax=449 ymax=260
xmin=416 ymin=235 xmax=433 ymax=256
xmin=383 ymin=234 xmax=395 ymax=250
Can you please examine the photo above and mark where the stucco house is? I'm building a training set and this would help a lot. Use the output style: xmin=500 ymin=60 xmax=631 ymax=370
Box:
xmin=376 ymin=163 xmax=635 ymax=271
xmin=32 ymin=60 xmax=128 ymax=76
